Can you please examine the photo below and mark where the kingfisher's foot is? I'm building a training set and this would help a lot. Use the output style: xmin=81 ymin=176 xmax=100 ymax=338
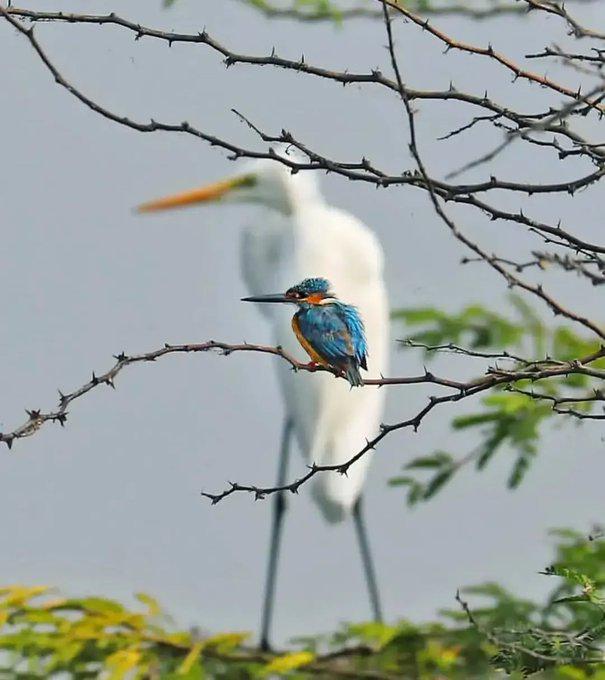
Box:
xmin=304 ymin=361 xmax=320 ymax=371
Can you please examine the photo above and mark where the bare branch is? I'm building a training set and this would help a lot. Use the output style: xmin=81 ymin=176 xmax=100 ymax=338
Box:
xmin=203 ymin=344 xmax=605 ymax=502
xmin=400 ymin=339 xmax=529 ymax=363
xmin=520 ymin=0 xmax=605 ymax=40
xmin=0 ymin=338 xmax=483 ymax=451
xmin=384 ymin=0 xmax=605 ymax=113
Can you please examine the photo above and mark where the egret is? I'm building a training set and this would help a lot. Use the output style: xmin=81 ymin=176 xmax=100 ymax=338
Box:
xmin=138 ymin=148 xmax=389 ymax=650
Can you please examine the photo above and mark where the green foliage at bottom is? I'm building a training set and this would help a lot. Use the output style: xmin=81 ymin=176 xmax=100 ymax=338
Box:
xmin=1 ymin=530 xmax=605 ymax=678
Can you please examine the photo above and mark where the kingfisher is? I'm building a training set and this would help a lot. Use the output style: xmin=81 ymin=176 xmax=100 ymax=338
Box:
xmin=242 ymin=278 xmax=368 ymax=387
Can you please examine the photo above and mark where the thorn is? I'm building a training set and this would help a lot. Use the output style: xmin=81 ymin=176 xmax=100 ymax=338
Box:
xmin=201 ymin=492 xmax=220 ymax=505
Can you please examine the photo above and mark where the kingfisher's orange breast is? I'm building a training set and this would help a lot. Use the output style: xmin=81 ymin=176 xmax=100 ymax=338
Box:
xmin=292 ymin=315 xmax=329 ymax=366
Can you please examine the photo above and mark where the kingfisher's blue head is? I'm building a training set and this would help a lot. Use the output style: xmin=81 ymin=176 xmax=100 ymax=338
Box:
xmin=286 ymin=278 xmax=334 ymax=304
xmin=242 ymin=277 xmax=336 ymax=306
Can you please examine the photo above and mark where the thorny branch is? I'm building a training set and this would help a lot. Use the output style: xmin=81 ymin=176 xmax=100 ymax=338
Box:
xmin=201 ymin=343 xmax=605 ymax=503
xmin=2 ymin=0 xmax=605 ymax=502
xmin=519 ymin=0 xmax=605 ymax=41
xmin=1 ymin=336 xmax=603 ymax=501
xmin=4 ymin=2 xmax=605 ymax=263
xmin=0 ymin=339 xmax=473 ymax=451
xmin=455 ymin=590 xmax=605 ymax=667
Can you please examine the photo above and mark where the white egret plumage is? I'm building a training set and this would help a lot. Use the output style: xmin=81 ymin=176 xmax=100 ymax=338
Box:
xmin=138 ymin=147 xmax=389 ymax=649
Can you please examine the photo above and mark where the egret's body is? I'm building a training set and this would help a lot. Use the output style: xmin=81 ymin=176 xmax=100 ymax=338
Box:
xmin=138 ymin=149 xmax=389 ymax=647
xmin=238 ymin=175 xmax=388 ymax=521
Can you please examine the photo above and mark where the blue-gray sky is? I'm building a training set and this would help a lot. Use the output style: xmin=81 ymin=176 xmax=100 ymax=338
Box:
xmin=1 ymin=0 xmax=604 ymax=644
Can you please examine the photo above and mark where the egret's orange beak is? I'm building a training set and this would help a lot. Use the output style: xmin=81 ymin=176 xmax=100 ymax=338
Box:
xmin=136 ymin=174 xmax=256 ymax=213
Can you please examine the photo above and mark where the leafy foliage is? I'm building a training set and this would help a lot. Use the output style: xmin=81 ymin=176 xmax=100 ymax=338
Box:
xmin=163 ymin=0 xmax=343 ymax=17
xmin=452 ymin=529 xmax=605 ymax=676
xmin=163 ymin=0 xmax=522 ymax=20
xmin=0 ymin=585 xmax=490 ymax=679
xmin=390 ymin=296 xmax=605 ymax=506
xmin=2 ymin=530 xmax=605 ymax=677
xmin=393 ymin=300 xmax=530 ymax=354
xmin=242 ymin=0 xmax=344 ymax=19
xmin=0 ymin=587 xmax=254 ymax=678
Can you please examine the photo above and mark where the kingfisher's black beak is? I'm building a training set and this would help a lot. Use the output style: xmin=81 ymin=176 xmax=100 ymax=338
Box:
xmin=241 ymin=294 xmax=291 ymax=304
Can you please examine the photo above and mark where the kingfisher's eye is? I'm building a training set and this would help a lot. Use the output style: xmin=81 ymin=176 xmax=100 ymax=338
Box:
xmin=287 ymin=289 xmax=304 ymax=299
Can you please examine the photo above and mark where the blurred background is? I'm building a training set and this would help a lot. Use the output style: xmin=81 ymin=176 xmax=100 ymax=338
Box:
xmin=1 ymin=0 xmax=604 ymax=646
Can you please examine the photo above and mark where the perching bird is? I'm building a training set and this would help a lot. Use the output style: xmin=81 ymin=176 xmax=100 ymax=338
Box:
xmin=137 ymin=146 xmax=389 ymax=650
xmin=242 ymin=278 xmax=368 ymax=387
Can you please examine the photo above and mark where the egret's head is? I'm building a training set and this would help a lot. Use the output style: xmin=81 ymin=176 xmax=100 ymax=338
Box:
xmin=242 ymin=277 xmax=335 ymax=306
xmin=137 ymin=148 xmax=322 ymax=216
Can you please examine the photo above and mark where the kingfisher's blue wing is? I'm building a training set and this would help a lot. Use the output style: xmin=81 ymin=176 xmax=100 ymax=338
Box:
xmin=296 ymin=303 xmax=367 ymax=369
xmin=338 ymin=302 xmax=368 ymax=369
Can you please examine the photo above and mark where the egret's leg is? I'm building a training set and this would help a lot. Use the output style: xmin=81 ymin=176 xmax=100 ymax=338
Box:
xmin=353 ymin=497 xmax=383 ymax=623
xmin=260 ymin=418 xmax=293 ymax=651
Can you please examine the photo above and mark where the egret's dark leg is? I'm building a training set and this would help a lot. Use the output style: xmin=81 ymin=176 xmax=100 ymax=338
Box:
xmin=260 ymin=418 xmax=293 ymax=651
xmin=353 ymin=496 xmax=383 ymax=623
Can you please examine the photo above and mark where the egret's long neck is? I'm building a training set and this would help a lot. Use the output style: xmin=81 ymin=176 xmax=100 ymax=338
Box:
xmin=277 ymin=172 xmax=325 ymax=215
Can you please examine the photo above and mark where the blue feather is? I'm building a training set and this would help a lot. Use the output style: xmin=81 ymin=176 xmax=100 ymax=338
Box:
xmin=295 ymin=301 xmax=367 ymax=386
xmin=290 ymin=278 xmax=331 ymax=296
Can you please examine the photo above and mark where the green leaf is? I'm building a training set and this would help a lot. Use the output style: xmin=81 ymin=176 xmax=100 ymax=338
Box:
xmin=260 ymin=651 xmax=315 ymax=676
xmin=388 ymin=475 xmax=418 ymax=487
xmin=423 ymin=469 xmax=454 ymax=500
xmin=405 ymin=451 xmax=453 ymax=469
xmin=508 ymin=453 xmax=532 ymax=489
xmin=453 ymin=412 xmax=502 ymax=429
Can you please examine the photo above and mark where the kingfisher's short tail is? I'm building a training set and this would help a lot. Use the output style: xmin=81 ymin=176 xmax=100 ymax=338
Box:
xmin=344 ymin=361 xmax=363 ymax=387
